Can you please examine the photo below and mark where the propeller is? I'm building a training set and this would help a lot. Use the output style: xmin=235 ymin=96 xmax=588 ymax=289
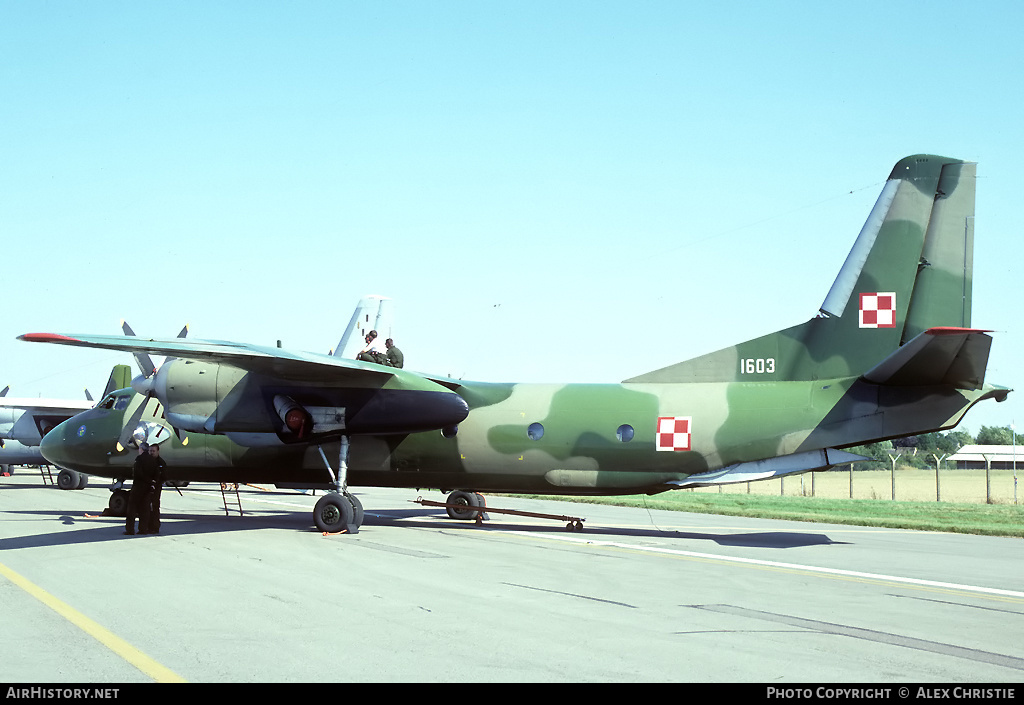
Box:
xmin=120 ymin=321 xmax=158 ymax=378
xmin=115 ymin=322 xmax=190 ymax=452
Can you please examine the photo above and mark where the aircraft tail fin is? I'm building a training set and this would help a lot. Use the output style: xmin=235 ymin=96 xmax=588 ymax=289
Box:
xmin=332 ymin=295 xmax=394 ymax=359
xmin=625 ymin=156 xmax=977 ymax=384
xmin=102 ymin=364 xmax=134 ymax=398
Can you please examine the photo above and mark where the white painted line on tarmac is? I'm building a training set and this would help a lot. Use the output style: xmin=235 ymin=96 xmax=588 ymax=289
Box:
xmin=519 ymin=532 xmax=1024 ymax=600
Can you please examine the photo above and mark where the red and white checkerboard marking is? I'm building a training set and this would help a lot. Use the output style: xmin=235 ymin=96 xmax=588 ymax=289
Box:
xmin=656 ymin=416 xmax=691 ymax=452
xmin=859 ymin=292 xmax=896 ymax=328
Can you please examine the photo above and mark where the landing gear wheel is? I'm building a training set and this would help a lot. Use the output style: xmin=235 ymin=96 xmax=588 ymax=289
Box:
xmin=348 ymin=493 xmax=365 ymax=528
xmin=57 ymin=468 xmax=80 ymax=490
xmin=109 ymin=489 xmax=129 ymax=516
xmin=77 ymin=473 xmax=89 ymax=490
xmin=446 ymin=490 xmax=484 ymax=520
xmin=314 ymin=493 xmax=355 ymax=533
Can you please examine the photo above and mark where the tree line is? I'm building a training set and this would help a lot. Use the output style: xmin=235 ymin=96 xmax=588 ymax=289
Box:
xmin=848 ymin=425 xmax=1018 ymax=470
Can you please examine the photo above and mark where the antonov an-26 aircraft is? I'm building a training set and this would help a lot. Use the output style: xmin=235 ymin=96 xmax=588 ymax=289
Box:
xmin=21 ymin=155 xmax=1010 ymax=533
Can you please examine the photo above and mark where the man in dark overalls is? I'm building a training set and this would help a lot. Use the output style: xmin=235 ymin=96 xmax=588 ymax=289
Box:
xmin=125 ymin=443 xmax=155 ymax=535
xmin=141 ymin=443 xmax=167 ymax=535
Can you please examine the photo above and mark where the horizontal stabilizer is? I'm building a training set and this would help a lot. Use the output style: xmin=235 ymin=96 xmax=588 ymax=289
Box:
xmin=668 ymin=448 xmax=868 ymax=489
xmin=861 ymin=327 xmax=992 ymax=390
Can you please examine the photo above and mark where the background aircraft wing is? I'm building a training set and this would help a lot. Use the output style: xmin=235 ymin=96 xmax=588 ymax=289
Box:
xmin=0 ymin=397 xmax=94 ymax=446
xmin=0 ymin=398 xmax=93 ymax=413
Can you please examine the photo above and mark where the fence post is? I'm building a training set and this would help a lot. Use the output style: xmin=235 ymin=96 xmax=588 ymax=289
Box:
xmin=932 ymin=453 xmax=946 ymax=503
xmin=888 ymin=452 xmax=901 ymax=501
xmin=985 ymin=454 xmax=992 ymax=505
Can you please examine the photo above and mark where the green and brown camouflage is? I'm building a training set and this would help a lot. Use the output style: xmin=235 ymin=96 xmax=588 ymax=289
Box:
xmin=23 ymin=155 xmax=1010 ymax=508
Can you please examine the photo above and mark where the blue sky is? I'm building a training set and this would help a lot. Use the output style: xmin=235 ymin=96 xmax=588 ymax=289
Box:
xmin=1 ymin=1 xmax=1021 ymax=437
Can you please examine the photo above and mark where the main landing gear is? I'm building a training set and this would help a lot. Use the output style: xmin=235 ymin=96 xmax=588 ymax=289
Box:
xmin=57 ymin=467 xmax=89 ymax=490
xmin=314 ymin=436 xmax=363 ymax=534
xmin=313 ymin=492 xmax=364 ymax=534
xmin=443 ymin=489 xmax=488 ymax=520
xmin=414 ymin=491 xmax=586 ymax=531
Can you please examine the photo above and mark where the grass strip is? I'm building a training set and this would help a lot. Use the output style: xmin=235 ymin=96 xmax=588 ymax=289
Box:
xmin=511 ymin=492 xmax=1024 ymax=538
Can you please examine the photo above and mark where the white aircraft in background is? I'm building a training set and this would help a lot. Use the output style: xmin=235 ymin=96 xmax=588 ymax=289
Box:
xmin=0 ymin=367 xmax=129 ymax=486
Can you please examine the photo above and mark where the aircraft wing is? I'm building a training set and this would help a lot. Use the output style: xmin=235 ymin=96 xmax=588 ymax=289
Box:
xmin=20 ymin=332 xmax=468 ymax=438
xmin=18 ymin=333 xmax=430 ymax=388
xmin=0 ymin=397 xmax=94 ymax=413
xmin=861 ymin=327 xmax=993 ymax=390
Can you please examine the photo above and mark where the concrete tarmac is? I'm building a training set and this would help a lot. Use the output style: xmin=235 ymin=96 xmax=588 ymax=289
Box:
xmin=1 ymin=476 xmax=1022 ymax=683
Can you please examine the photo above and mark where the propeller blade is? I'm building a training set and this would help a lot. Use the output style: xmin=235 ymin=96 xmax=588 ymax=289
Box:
xmin=115 ymin=394 xmax=173 ymax=451
xmin=116 ymin=394 xmax=152 ymax=451
xmin=121 ymin=320 xmax=157 ymax=377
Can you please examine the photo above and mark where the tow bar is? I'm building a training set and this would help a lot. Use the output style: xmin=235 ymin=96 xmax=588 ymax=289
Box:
xmin=413 ymin=496 xmax=585 ymax=532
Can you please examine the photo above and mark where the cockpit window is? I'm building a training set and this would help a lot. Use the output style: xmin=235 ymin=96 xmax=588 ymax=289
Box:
xmin=97 ymin=394 xmax=131 ymax=411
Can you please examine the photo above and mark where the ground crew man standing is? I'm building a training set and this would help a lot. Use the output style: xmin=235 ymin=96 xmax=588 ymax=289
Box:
xmin=142 ymin=443 xmax=167 ymax=534
xmin=125 ymin=443 xmax=155 ymax=535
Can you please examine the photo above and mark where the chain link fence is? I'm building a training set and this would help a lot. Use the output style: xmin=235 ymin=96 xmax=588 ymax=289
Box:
xmin=692 ymin=465 xmax=1021 ymax=504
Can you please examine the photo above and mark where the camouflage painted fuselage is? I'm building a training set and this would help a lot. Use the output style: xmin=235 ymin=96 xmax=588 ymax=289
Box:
xmin=30 ymin=154 xmax=1011 ymax=496
xmin=41 ymin=370 xmax=1003 ymax=495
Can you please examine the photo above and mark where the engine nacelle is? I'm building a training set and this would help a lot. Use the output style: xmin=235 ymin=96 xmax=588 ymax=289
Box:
xmin=137 ymin=359 xmax=248 ymax=434
xmin=274 ymin=395 xmax=312 ymax=439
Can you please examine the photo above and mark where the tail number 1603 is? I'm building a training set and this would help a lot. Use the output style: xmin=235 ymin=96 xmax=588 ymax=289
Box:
xmin=740 ymin=358 xmax=776 ymax=375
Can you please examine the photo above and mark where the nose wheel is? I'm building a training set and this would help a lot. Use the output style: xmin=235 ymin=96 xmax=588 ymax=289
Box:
xmin=108 ymin=488 xmax=129 ymax=516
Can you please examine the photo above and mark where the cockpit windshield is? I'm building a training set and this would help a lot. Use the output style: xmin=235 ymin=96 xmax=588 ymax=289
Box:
xmin=96 ymin=394 xmax=131 ymax=411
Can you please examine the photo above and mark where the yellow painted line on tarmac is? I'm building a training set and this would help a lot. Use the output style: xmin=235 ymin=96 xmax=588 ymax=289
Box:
xmin=0 ymin=560 xmax=187 ymax=683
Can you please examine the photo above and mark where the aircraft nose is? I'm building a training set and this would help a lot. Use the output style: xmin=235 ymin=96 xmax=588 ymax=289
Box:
xmin=39 ymin=418 xmax=76 ymax=468
xmin=40 ymin=413 xmax=113 ymax=473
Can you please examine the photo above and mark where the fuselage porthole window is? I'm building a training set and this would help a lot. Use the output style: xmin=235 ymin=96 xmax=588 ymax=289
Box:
xmin=617 ymin=424 xmax=634 ymax=442
xmin=528 ymin=422 xmax=544 ymax=441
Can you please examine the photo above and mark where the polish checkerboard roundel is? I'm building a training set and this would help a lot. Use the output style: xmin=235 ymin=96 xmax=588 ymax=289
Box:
xmin=656 ymin=416 xmax=691 ymax=452
xmin=859 ymin=292 xmax=896 ymax=328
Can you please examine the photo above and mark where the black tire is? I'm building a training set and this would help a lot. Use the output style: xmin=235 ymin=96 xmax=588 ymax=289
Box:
xmin=57 ymin=469 xmax=80 ymax=490
xmin=109 ymin=489 xmax=129 ymax=516
xmin=345 ymin=493 xmax=364 ymax=529
xmin=446 ymin=490 xmax=483 ymax=520
xmin=77 ymin=473 xmax=89 ymax=490
xmin=314 ymin=493 xmax=354 ymax=533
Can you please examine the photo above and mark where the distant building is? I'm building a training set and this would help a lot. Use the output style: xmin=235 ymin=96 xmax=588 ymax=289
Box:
xmin=948 ymin=445 xmax=1021 ymax=471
